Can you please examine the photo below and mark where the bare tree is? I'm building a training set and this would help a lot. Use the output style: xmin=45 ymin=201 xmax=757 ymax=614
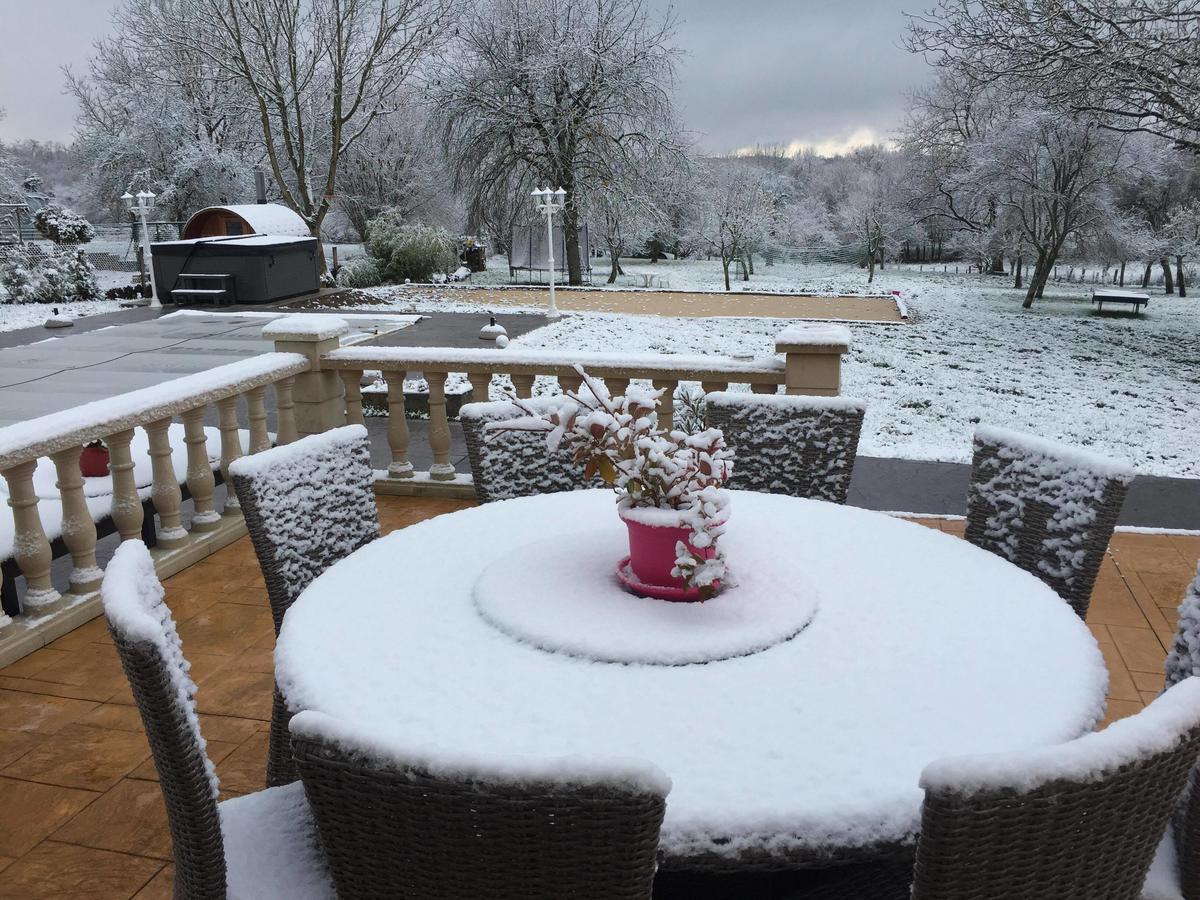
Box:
xmin=432 ymin=0 xmax=681 ymax=285
xmin=690 ymin=162 xmax=782 ymax=291
xmin=906 ymin=0 xmax=1200 ymax=151
xmin=159 ymin=0 xmax=455 ymax=268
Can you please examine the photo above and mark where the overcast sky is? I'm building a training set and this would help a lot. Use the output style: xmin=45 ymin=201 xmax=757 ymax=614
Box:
xmin=0 ymin=0 xmax=928 ymax=155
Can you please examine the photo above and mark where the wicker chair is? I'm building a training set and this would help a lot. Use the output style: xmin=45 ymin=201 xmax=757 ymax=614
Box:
xmin=910 ymin=678 xmax=1200 ymax=900
xmin=1145 ymin=564 xmax=1200 ymax=900
xmin=966 ymin=425 xmax=1134 ymax=618
xmin=703 ymin=392 xmax=865 ymax=504
xmin=461 ymin=397 xmax=601 ymax=502
xmin=228 ymin=424 xmax=380 ymax=787
xmin=100 ymin=540 xmax=333 ymax=900
xmin=290 ymin=710 xmax=669 ymax=899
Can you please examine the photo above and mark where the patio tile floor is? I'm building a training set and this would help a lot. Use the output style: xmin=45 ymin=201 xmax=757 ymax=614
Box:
xmin=0 ymin=498 xmax=1191 ymax=898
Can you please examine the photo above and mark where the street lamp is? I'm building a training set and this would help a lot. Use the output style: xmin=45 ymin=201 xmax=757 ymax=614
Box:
xmin=532 ymin=186 xmax=567 ymax=319
xmin=123 ymin=190 xmax=160 ymax=309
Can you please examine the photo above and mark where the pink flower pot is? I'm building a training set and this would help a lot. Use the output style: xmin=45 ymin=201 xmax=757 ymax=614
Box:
xmin=79 ymin=446 xmax=110 ymax=478
xmin=618 ymin=509 xmax=718 ymax=601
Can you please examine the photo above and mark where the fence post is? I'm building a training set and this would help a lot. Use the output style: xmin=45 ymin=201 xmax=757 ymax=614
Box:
xmin=264 ymin=316 xmax=348 ymax=438
xmin=775 ymin=325 xmax=851 ymax=397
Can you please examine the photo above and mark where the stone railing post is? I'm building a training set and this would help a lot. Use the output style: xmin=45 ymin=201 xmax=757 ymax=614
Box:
xmin=775 ymin=324 xmax=851 ymax=397
xmin=274 ymin=376 xmax=299 ymax=445
xmin=245 ymin=385 xmax=272 ymax=453
xmin=51 ymin=447 xmax=102 ymax=598
xmin=216 ymin=397 xmax=244 ymax=513
xmin=145 ymin=418 xmax=187 ymax=549
xmin=264 ymin=316 xmax=348 ymax=439
xmin=105 ymin=429 xmax=144 ymax=541
xmin=426 ymin=371 xmax=455 ymax=481
xmin=180 ymin=407 xmax=220 ymax=532
xmin=382 ymin=371 xmax=413 ymax=479
xmin=2 ymin=461 xmax=61 ymax=613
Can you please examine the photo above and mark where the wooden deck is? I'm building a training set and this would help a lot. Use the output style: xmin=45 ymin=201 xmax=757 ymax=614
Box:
xmin=0 ymin=495 xmax=1193 ymax=898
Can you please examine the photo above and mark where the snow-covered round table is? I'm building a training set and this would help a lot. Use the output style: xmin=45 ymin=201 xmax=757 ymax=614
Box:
xmin=276 ymin=490 xmax=1107 ymax=870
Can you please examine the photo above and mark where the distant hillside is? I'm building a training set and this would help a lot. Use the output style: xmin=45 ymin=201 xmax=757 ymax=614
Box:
xmin=0 ymin=140 xmax=87 ymax=208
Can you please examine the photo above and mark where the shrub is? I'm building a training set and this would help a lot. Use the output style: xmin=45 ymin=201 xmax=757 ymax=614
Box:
xmin=33 ymin=204 xmax=95 ymax=244
xmin=0 ymin=247 xmax=99 ymax=303
xmin=336 ymin=255 xmax=385 ymax=288
xmin=366 ymin=211 xmax=458 ymax=283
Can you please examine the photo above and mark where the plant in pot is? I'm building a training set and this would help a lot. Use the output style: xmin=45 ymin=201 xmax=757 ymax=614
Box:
xmin=493 ymin=366 xmax=734 ymax=600
xmin=79 ymin=438 xmax=110 ymax=477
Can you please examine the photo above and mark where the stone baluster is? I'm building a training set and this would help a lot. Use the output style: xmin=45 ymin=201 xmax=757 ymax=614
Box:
xmin=511 ymin=373 xmax=536 ymax=399
xmin=2 ymin=461 xmax=61 ymax=613
xmin=701 ymin=381 xmax=728 ymax=395
xmin=653 ymin=379 xmax=678 ymax=430
xmin=339 ymin=371 xmax=365 ymax=426
xmin=274 ymin=376 xmax=298 ymax=445
xmin=145 ymin=418 xmax=187 ymax=549
xmin=180 ymin=407 xmax=220 ymax=533
xmin=51 ymin=447 xmax=101 ymax=598
xmin=216 ymin=397 xmax=244 ymax=512
xmin=245 ymin=386 xmax=271 ymax=453
xmin=607 ymin=376 xmax=630 ymax=399
xmin=466 ymin=372 xmax=491 ymax=405
xmin=751 ymin=382 xmax=778 ymax=394
xmin=105 ymin=429 xmax=144 ymax=541
xmin=426 ymin=371 xmax=455 ymax=481
xmin=559 ymin=373 xmax=583 ymax=396
xmin=383 ymin=371 xmax=413 ymax=478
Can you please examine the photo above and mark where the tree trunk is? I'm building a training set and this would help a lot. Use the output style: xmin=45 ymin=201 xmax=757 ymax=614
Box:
xmin=1119 ymin=261 xmax=1126 ymax=287
xmin=1142 ymin=262 xmax=1153 ymax=288
xmin=741 ymin=255 xmax=750 ymax=282
xmin=748 ymin=253 xmax=755 ymax=275
xmin=1162 ymin=257 xmax=1174 ymax=294
xmin=867 ymin=251 xmax=876 ymax=284
xmin=1013 ymin=253 xmax=1023 ymax=289
xmin=607 ymin=246 xmax=620 ymax=284
xmin=1023 ymin=252 xmax=1048 ymax=308
xmin=563 ymin=201 xmax=583 ymax=286
xmin=1177 ymin=255 xmax=1186 ymax=298
xmin=722 ymin=257 xmax=732 ymax=292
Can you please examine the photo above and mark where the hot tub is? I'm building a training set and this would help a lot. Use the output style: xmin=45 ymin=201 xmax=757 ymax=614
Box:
xmin=151 ymin=234 xmax=320 ymax=305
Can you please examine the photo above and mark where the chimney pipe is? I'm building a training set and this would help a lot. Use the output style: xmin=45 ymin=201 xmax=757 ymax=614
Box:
xmin=254 ymin=169 xmax=267 ymax=205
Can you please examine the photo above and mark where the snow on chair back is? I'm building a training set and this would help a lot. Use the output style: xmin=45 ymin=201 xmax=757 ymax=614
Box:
xmin=101 ymin=540 xmax=227 ymax=899
xmin=704 ymin=392 xmax=866 ymax=504
xmin=914 ymin=678 xmax=1200 ymax=900
xmin=966 ymin=426 xmax=1134 ymax=619
xmin=229 ymin=424 xmax=379 ymax=633
xmin=229 ymin=424 xmax=379 ymax=786
xmin=289 ymin=710 xmax=669 ymax=900
xmin=461 ymin=398 xmax=601 ymax=503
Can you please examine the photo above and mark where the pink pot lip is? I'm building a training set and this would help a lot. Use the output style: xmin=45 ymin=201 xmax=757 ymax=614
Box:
xmin=618 ymin=507 xmax=691 ymax=530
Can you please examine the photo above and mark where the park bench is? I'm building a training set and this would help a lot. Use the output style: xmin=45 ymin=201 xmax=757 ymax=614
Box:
xmin=1092 ymin=288 xmax=1150 ymax=314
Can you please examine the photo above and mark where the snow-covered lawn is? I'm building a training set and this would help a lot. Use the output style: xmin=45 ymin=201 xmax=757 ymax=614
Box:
xmin=0 ymin=299 xmax=126 ymax=334
xmin=349 ymin=260 xmax=1200 ymax=478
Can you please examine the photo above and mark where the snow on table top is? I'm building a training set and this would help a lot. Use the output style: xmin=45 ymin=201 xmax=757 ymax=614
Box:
xmin=472 ymin=528 xmax=818 ymax=665
xmin=276 ymin=490 xmax=1105 ymax=862
xmin=921 ymin=677 xmax=1200 ymax=795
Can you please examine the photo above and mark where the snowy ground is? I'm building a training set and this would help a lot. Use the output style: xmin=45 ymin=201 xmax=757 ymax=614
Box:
xmin=0 ymin=299 xmax=126 ymax=334
xmin=348 ymin=260 xmax=1199 ymax=479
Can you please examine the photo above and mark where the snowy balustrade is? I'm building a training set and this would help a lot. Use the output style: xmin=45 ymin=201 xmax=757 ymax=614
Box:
xmin=266 ymin=316 xmax=849 ymax=493
xmin=0 ymin=353 xmax=309 ymax=649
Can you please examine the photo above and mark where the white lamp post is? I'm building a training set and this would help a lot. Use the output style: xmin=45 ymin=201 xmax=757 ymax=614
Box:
xmin=123 ymin=190 xmax=160 ymax=309
xmin=532 ymin=186 xmax=567 ymax=319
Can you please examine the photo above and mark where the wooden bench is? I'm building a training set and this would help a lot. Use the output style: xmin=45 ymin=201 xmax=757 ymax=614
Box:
xmin=1092 ymin=289 xmax=1150 ymax=314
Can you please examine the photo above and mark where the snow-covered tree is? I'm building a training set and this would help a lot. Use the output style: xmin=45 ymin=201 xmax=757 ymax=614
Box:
xmin=1163 ymin=200 xmax=1200 ymax=297
xmin=155 ymin=0 xmax=455 ymax=268
xmin=689 ymin=161 xmax=784 ymax=291
xmin=906 ymin=0 xmax=1200 ymax=152
xmin=432 ymin=0 xmax=682 ymax=285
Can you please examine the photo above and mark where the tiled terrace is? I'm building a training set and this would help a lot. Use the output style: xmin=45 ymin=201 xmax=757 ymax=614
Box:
xmin=0 ymin=495 xmax=1193 ymax=899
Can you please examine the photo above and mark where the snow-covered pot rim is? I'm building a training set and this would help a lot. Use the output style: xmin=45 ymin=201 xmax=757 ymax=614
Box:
xmin=616 ymin=489 xmax=732 ymax=530
xmin=289 ymin=710 xmax=672 ymax=796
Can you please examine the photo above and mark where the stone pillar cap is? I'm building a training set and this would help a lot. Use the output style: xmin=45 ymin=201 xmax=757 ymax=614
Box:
xmin=775 ymin=323 xmax=851 ymax=353
xmin=262 ymin=314 xmax=350 ymax=342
